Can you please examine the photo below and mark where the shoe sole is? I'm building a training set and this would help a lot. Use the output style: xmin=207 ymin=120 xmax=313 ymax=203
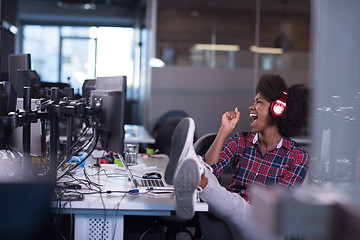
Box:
xmin=174 ymin=158 xmax=200 ymax=220
xmin=165 ymin=117 xmax=195 ymax=185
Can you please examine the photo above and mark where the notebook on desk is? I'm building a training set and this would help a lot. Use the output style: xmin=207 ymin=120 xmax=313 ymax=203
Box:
xmin=118 ymin=155 xmax=174 ymax=192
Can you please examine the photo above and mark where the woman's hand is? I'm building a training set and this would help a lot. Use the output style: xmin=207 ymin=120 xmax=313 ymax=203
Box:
xmin=204 ymin=108 xmax=240 ymax=166
xmin=221 ymin=108 xmax=240 ymax=133
xmin=199 ymin=173 xmax=208 ymax=189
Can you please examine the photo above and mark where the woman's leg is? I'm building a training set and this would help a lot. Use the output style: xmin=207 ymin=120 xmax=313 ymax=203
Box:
xmin=200 ymin=167 xmax=282 ymax=240
xmin=199 ymin=167 xmax=250 ymax=239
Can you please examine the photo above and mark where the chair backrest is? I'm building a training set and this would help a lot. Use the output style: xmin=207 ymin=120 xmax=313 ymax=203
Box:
xmin=152 ymin=110 xmax=189 ymax=136
xmin=194 ymin=133 xmax=217 ymax=156
xmin=154 ymin=117 xmax=185 ymax=156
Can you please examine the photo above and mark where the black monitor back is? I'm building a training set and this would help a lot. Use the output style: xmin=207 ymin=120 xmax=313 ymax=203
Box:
xmin=89 ymin=76 xmax=127 ymax=154
xmin=8 ymin=54 xmax=31 ymax=96
xmin=18 ymin=70 xmax=41 ymax=98
xmin=82 ymin=79 xmax=96 ymax=98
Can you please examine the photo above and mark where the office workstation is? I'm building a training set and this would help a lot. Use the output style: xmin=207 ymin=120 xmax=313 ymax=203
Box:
xmin=1 ymin=0 xmax=360 ymax=239
xmin=0 ymin=70 xmax=207 ymax=239
xmin=56 ymin=152 xmax=207 ymax=239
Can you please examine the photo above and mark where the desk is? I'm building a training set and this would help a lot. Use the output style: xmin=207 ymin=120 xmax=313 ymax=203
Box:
xmin=125 ymin=124 xmax=155 ymax=144
xmin=55 ymin=154 xmax=208 ymax=239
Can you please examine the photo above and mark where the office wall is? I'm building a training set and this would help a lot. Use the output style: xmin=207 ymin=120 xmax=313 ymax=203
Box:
xmin=149 ymin=66 xmax=309 ymax=138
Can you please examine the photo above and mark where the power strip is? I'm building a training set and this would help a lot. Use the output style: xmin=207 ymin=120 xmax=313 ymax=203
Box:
xmin=53 ymin=188 xmax=84 ymax=201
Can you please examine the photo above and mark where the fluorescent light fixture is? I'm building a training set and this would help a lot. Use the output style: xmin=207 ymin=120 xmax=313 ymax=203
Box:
xmin=149 ymin=58 xmax=165 ymax=68
xmin=194 ymin=44 xmax=240 ymax=52
xmin=249 ymin=46 xmax=283 ymax=54
xmin=57 ymin=1 xmax=96 ymax=10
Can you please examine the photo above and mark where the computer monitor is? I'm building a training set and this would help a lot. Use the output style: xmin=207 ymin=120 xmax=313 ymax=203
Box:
xmin=18 ymin=70 xmax=41 ymax=98
xmin=89 ymin=76 xmax=127 ymax=154
xmin=0 ymin=82 xmax=8 ymax=117
xmin=2 ymin=81 xmax=17 ymax=113
xmin=82 ymin=79 xmax=96 ymax=98
xmin=8 ymin=54 xmax=31 ymax=96
xmin=0 ymin=81 xmax=17 ymax=149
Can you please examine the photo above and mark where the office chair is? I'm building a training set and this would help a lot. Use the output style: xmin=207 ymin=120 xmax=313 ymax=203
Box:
xmin=194 ymin=132 xmax=217 ymax=156
xmin=194 ymin=132 xmax=234 ymax=187
xmin=152 ymin=110 xmax=189 ymax=137
xmin=153 ymin=117 xmax=185 ymax=156
xmin=152 ymin=110 xmax=192 ymax=156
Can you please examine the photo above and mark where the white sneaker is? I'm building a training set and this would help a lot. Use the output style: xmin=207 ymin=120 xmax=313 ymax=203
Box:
xmin=174 ymin=157 xmax=203 ymax=220
xmin=165 ymin=117 xmax=195 ymax=185
xmin=166 ymin=117 xmax=214 ymax=219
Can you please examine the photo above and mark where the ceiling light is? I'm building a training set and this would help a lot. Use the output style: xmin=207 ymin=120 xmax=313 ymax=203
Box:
xmin=194 ymin=44 xmax=240 ymax=52
xmin=149 ymin=58 xmax=165 ymax=68
xmin=57 ymin=1 xmax=96 ymax=10
xmin=249 ymin=46 xmax=283 ymax=54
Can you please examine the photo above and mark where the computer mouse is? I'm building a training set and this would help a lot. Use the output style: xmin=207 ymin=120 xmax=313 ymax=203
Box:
xmin=142 ymin=172 xmax=162 ymax=179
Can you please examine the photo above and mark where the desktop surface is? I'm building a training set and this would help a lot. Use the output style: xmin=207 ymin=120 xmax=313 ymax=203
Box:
xmin=55 ymin=153 xmax=206 ymax=211
xmin=54 ymin=153 xmax=208 ymax=239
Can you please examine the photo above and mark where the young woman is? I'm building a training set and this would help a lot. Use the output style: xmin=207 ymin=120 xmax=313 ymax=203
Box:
xmin=168 ymin=74 xmax=309 ymax=240
xmin=204 ymin=74 xmax=309 ymax=200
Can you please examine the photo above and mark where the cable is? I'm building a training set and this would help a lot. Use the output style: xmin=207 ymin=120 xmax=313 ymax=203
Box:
xmin=56 ymin=129 xmax=99 ymax=181
xmin=57 ymin=126 xmax=92 ymax=170
xmin=111 ymin=193 xmax=127 ymax=240
xmin=139 ymin=227 xmax=156 ymax=240
xmin=56 ymin=200 xmax=71 ymax=240
xmin=63 ymin=168 xmax=102 ymax=191
xmin=98 ymin=166 xmax=107 ymax=240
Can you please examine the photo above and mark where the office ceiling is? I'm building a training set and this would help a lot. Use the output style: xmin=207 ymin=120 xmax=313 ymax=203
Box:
xmin=17 ymin=0 xmax=143 ymax=26
xmin=52 ymin=0 xmax=139 ymax=7
xmin=67 ymin=0 xmax=141 ymax=8
xmin=18 ymin=0 xmax=142 ymax=10
xmin=158 ymin=0 xmax=310 ymax=14
xmin=16 ymin=0 xmax=310 ymax=28
xmin=19 ymin=0 xmax=310 ymax=13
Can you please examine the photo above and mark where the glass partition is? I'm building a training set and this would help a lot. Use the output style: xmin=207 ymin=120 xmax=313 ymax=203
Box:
xmin=156 ymin=0 xmax=310 ymax=72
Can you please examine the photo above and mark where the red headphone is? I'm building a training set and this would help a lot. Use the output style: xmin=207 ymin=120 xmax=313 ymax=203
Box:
xmin=271 ymin=89 xmax=288 ymax=117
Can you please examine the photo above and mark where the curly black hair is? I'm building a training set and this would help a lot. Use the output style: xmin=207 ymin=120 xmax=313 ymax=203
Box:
xmin=256 ymin=74 xmax=309 ymax=137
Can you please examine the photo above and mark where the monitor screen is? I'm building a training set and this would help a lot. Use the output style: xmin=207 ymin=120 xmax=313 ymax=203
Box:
xmin=8 ymin=54 xmax=31 ymax=96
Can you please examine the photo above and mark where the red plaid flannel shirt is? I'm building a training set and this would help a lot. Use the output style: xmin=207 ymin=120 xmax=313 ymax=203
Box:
xmin=211 ymin=132 xmax=309 ymax=202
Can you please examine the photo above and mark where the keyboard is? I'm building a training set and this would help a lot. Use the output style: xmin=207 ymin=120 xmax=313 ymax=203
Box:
xmin=140 ymin=179 xmax=165 ymax=188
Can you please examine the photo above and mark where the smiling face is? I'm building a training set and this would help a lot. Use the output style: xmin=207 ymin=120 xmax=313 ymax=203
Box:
xmin=249 ymin=93 xmax=272 ymax=133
